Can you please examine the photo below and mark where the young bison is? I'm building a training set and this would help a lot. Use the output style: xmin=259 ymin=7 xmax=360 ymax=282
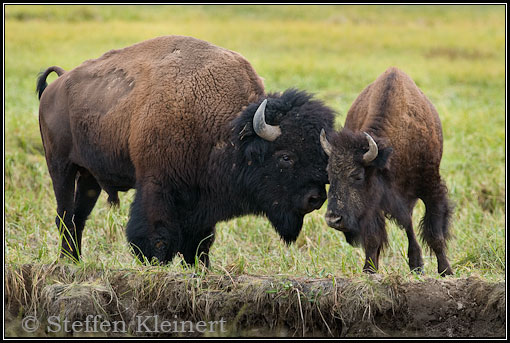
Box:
xmin=320 ymin=67 xmax=453 ymax=276
xmin=37 ymin=35 xmax=334 ymax=266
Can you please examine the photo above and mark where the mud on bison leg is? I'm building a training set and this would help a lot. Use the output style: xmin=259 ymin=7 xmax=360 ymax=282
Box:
xmin=126 ymin=189 xmax=180 ymax=264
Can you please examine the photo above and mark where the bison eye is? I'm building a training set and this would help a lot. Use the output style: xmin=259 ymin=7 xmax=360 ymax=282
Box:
xmin=280 ymin=154 xmax=293 ymax=165
xmin=275 ymin=151 xmax=296 ymax=168
xmin=351 ymin=172 xmax=364 ymax=183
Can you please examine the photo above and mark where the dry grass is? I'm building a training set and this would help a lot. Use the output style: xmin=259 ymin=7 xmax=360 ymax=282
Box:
xmin=5 ymin=263 xmax=505 ymax=337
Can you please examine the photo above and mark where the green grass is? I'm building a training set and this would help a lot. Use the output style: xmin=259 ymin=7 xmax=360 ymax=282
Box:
xmin=4 ymin=5 xmax=505 ymax=281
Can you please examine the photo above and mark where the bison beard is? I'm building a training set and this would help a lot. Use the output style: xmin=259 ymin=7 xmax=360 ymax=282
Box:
xmin=265 ymin=207 xmax=304 ymax=244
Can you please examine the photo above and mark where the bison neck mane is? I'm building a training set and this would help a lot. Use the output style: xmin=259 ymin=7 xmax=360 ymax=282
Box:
xmin=201 ymin=95 xmax=290 ymax=221
xmin=201 ymin=89 xmax=333 ymax=243
xmin=345 ymin=169 xmax=411 ymax=249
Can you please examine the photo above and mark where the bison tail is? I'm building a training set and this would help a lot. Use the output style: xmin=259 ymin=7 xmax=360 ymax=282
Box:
xmin=36 ymin=66 xmax=65 ymax=100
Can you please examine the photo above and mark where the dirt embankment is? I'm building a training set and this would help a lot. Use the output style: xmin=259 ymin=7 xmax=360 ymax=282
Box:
xmin=4 ymin=264 xmax=506 ymax=338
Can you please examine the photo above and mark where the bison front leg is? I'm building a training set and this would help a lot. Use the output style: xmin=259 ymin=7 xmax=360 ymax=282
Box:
xmin=363 ymin=244 xmax=381 ymax=274
xmin=126 ymin=185 xmax=181 ymax=264
xmin=399 ymin=202 xmax=425 ymax=274
xmin=404 ymin=222 xmax=424 ymax=274
xmin=361 ymin=212 xmax=387 ymax=274
xmin=180 ymin=227 xmax=216 ymax=268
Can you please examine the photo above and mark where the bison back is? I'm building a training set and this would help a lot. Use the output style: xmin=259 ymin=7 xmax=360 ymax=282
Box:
xmin=40 ymin=35 xmax=265 ymax=189
xmin=344 ymin=67 xmax=444 ymax=185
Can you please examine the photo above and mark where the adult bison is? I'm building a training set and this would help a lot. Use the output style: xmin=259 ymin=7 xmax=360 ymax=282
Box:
xmin=37 ymin=35 xmax=334 ymax=266
xmin=320 ymin=67 xmax=453 ymax=276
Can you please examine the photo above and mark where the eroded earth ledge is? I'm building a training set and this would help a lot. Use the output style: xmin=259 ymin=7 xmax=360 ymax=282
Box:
xmin=5 ymin=264 xmax=505 ymax=337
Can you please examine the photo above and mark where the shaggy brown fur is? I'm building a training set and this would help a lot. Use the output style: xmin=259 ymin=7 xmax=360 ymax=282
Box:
xmin=37 ymin=35 xmax=334 ymax=264
xmin=322 ymin=67 xmax=453 ymax=276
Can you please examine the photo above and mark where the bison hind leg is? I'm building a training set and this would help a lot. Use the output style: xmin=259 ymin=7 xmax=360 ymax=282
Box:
xmin=126 ymin=191 xmax=179 ymax=264
xmin=71 ymin=169 xmax=102 ymax=259
xmin=48 ymin=160 xmax=80 ymax=262
xmin=420 ymin=181 xmax=454 ymax=276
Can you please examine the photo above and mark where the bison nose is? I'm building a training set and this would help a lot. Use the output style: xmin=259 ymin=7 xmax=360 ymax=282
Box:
xmin=325 ymin=211 xmax=343 ymax=229
xmin=303 ymin=189 xmax=326 ymax=212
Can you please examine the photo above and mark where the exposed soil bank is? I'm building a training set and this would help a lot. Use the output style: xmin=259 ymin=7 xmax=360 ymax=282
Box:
xmin=4 ymin=264 xmax=505 ymax=337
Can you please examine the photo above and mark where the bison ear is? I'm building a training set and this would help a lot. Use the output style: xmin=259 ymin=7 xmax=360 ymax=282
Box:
xmin=368 ymin=146 xmax=393 ymax=170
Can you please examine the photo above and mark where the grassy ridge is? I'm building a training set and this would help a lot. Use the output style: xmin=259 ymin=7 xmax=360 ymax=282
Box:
xmin=5 ymin=264 xmax=506 ymax=337
xmin=4 ymin=5 xmax=505 ymax=280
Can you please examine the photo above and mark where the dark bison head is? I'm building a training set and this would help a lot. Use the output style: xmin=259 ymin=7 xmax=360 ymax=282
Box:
xmin=320 ymin=128 xmax=393 ymax=244
xmin=232 ymin=89 xmax=335 ymax=243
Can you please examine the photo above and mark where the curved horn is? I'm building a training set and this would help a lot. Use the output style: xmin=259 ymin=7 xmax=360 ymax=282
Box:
xmin=320 ymin=129 xmax=332 ymax=156
xmin=362 ymin=132 xmax=378 ymax=164
xmin=253 ymin=99 xmax=281 ymax=142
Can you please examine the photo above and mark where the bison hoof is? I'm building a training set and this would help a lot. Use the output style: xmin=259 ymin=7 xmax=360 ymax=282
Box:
xmin=410 ymin=266 xmax=424 ymax=275
xmin=362 ymin=266 xmax=377 ymax=274
xmin=439 ymin=267 xmax=453 ymax=277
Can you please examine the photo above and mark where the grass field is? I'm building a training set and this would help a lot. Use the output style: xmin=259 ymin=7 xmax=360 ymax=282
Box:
xmin=4 ymin=4 xmax=506 ymax=284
